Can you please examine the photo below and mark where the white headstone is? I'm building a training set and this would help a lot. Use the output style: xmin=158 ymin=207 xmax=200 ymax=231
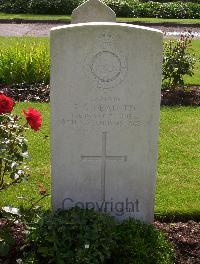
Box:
xmin=51 ymin=1 xmax=163 ymax=223
xmin=71 ymin=0 xmax=116 ymax=24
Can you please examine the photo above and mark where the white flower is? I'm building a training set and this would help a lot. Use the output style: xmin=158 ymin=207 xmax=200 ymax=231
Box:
xmin=2 ymin=206 xmax=21 ymax=216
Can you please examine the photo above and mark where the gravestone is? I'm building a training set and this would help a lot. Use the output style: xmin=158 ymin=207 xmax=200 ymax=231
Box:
xmin=51 ymin=0 xmax=163 ymax=223
xmin=71 ymin=0 xmax=116 ymax=23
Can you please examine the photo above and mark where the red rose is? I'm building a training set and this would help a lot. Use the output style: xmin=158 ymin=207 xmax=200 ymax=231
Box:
xmin=0 ymin=94 xmax=14 ymax=114
xmin=23 ymin=107 xmax=42 ymax=131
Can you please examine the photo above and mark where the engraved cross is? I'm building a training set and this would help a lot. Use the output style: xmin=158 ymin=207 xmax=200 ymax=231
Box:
xmin=81 ymin=132 xmax=127 ymax=201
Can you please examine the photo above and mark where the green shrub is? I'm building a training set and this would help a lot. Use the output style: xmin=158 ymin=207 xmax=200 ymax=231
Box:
xmin=162 ymin=33 xmax=196 ymax=89
xmin=0 ymin=0 xmax=29 ymax=13
xmin=141 ymin=0 xmax=200 ymax=3
xmin=0 ymin=39 xmax=49 ymax=84
xmin=29 ymin=0 xmax=82 ymax=15
xmin=0 ymin=0 xmax=199 ymax=18
xmin=104 ymin=0 xmax=135 ymax=17
xmin=131 ymin=1 xmax=200 ymax=19
xmin=29 ymin=208 xmax=117 ymax=264
xmin=24 ymin=208 xmax=174 ymax=264
xmin=110 ymin=218 xmax=174 ymax=264
xmin=0 ymin=0 xmax=82 ymax=14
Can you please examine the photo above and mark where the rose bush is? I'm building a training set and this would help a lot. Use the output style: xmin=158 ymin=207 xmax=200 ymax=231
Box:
xmin=162 ymin=32 xmax=196 ymax=89
xmin=0 ymin=93 xmax=42 ymax=191
xmin=0 ymin=94 xmax=14 ymax=114
xmin=0 ymin=94 xmax=43 ymax=259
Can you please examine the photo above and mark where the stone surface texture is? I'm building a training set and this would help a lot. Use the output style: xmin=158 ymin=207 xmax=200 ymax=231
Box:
xmin=51 ymin=21 xmax=163 ymax=223
xmin=71 ymin=0 xmax=116 ymax=24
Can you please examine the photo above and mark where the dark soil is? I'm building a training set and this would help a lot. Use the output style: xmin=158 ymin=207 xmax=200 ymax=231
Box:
xmin=0 ymin=218 xmax=199 ymax=264
xmin=161 ymin=85 xmax=200 ymax=106
xmin=0 ymin=83 xmax=50 ymax=103
xmin=155 ymin=221 xmax=200 ymax=264
xmin=0 ymin=83 xmax=199 ymax=106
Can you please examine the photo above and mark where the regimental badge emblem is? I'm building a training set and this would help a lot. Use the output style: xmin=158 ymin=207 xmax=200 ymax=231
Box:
xmin=84 ymin=32 xmax=127 ymax=89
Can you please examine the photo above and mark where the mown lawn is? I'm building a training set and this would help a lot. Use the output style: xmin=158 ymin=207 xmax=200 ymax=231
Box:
xmin=0 ymin=103 xmax=199 ymax=218
xmin=0 ymin=12 xmax=71 ymax=20
xmin=156 ymin=106 xmax=200 ymax=219
xmin=0 ymin=12 xmax=200 ymax=24
xmin=118 ymin=17 xmax=200 ymax=24
xmin=184 ymin=40 xmax=200 ymax=85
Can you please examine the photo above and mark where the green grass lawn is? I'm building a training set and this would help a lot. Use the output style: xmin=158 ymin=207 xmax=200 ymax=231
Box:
xmin=0 ymin=12 xmax=71 ymax=20
xmin=118 ymin=17 xmax=200 ymax=24
xmin=156 ymin=106 xmax=200 ymax=219
xmin=0 ymin=12 xmax=200 ymax=24
xmin=184 ymin=40 xmax=200 ymax=85
xmin=0 ymin=103 xmax=199 ymax=219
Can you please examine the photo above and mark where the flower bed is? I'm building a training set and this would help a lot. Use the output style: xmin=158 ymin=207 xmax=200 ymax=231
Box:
xmin=1 ymin=83 xmax=199 ymax=106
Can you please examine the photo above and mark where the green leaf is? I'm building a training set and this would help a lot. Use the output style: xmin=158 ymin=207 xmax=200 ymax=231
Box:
xmin=0 ymin=241 xmax=10 ymax=257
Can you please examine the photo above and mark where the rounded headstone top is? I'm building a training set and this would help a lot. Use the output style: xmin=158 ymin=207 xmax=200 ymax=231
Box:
xmin=71 ymin=0 xmax=116 ymax=24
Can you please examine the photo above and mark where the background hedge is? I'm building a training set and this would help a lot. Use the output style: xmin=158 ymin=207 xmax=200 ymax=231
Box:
xmin=0 ymin=0 xmax=199 ymax=18
xmin=140 ymin=0 xmax=200 ymax=3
